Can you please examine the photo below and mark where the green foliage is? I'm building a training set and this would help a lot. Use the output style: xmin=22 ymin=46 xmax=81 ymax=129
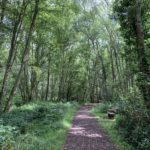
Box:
xmin=1 ymin=110 xmax=33 ymax=134
xmin=0 ymin=125 xmax=19 ymax=150
xmin=0 ymin=0 xmax=150 ymax=149
xmin=93 ymin=102 xmax=113 ymax=114
xmin=0 ymin=102 xmax=68 ymax=132
xmin=115 ymin=90 xmax=150 ymax=150
xmin=93 ymin=96 xmax=150 ymax=150
xmin=0 ymin=102 xmax=78 ymax=150
xmin=92 ymin=103 xmax=133 ymax=150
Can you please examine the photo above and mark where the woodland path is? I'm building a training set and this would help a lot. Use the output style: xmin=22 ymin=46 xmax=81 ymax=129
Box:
xmin=64 ymin=105 xmax=117 ymax=150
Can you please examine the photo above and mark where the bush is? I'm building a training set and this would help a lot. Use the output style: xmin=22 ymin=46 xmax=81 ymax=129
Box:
xmin=1 ymin=109 xmax=36 ymax=133
xmin=0 ymin=102 xmax=72 ymax=133
xmin=0 ymin=101 xmax=78 ymax=150
xmin=14 ymin=98 xmax=25 ymax=107
xmin=116 ymin=90 xmax=150 ymax=150
xmin=0 ymin=125 xmax=19 ymax=150
xmin=93 ymin=102 xmax=113 ymax=114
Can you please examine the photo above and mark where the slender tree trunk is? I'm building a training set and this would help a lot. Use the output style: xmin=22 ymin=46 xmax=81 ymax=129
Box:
xmin=96 ymin=40 xmax=108 ymax=100
xmin=3 ymin=0 xmax=39 ymax=112
xmin=45 ymin=53 xmax=51 ymax=101
xmin=0 ymin=0 xmax=28 ymax=112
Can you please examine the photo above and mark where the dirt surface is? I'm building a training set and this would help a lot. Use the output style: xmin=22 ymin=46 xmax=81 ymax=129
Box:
xmin=64 ymin=105 xmax=117 ymax=150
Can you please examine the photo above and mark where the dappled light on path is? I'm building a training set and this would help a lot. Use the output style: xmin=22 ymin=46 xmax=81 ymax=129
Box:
xmin=64 ymin=105 xmax=117 ymax=150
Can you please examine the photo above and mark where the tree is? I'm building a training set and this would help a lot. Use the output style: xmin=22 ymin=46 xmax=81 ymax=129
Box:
xmin=114 ymin=0 xmax=150 ymax=107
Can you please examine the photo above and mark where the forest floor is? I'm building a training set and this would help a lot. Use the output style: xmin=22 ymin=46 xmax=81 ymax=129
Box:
xmin=64 ymin=105 xmax=117 ymax=150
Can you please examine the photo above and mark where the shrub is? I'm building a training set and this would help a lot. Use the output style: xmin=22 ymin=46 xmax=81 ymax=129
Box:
xmin=116 ymin=90 xmax=150 ymax=150
xmin=0 ymin=125 xmax=19 ymax=150
xmin=0 ymin=102 xmax=78 ymax=149
xmin=93 ymin=102 xmax=113 ymax=114
xmin=0 ymin=102 xmax=71 ymax=133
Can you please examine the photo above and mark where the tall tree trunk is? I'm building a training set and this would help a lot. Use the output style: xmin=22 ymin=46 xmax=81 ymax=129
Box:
xmin=96 ymin=40 xmax=108 ymax=100
xmin=45 ymin=53 xmax=51 ymax=101
xmin=135 ymin=0 xmax=150 ymax=106
xmin=0 ymin=0 xmax=28 ymax=112
xmin=4 ymin=0 xmax=39 ymax=112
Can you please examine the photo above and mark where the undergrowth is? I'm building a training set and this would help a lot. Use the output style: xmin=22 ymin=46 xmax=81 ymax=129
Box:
xmin=92 ymin=96 xmax=150 ymax=150
xmin=0 ymin=101 xmax=78 ymax=150
xmin=91 ymin=102 xmax=134 ymax=150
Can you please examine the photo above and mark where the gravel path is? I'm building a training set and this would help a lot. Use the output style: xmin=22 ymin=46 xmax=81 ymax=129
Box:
xmin=64 ymin=105 xmax=117 ymax=150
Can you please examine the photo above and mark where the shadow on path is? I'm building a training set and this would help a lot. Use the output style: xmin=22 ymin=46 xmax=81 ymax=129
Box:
xmin=64 ymin=105 xmax=117 ymax=150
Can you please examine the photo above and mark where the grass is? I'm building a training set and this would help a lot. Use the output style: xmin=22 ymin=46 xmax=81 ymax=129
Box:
xmin=18 ymin=107 xmax=75 ymax=150
xmin=91 ymin=103 xmax=134 ymax=150
xmin=0 ymin=101 xmax=78 ymax=150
